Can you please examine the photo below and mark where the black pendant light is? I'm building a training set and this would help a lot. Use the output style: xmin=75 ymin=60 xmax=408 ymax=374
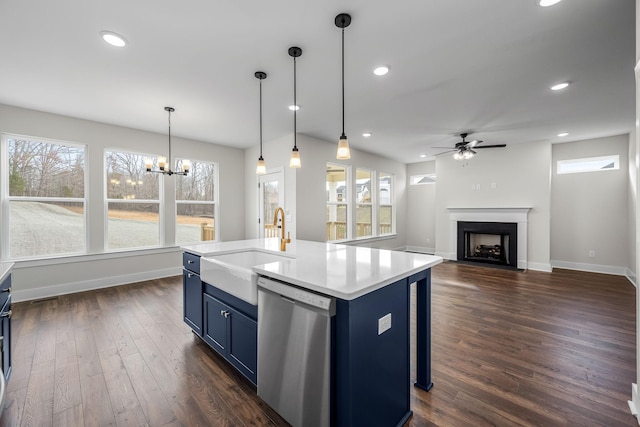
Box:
xmin=255 ymin=71 xmax=267 ymax=175
xmin=145 ymin=106 xmax=190 ymax=175
xmin=335 ymin=13 xmax=352 ymax=160
xmin=288 ymin=46 xmax=302 ymax=168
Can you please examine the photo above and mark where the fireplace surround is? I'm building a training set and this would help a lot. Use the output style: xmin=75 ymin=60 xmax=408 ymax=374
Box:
xmin=446 ymin=208 xmax=531 ymax=270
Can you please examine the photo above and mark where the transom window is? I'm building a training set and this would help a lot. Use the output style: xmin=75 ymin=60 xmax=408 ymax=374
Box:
xmin=2 ymin=134 xmax=87 ymax=259
xmin=557 ymin=155 xmax=619 ymax=175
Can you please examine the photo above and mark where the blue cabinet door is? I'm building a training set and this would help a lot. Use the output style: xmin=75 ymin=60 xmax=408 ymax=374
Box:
xmin=204 ymin=294 xmax=228 ymax=355
xmin=227 ymin=305 xmax=257 ymax=384
xmin=183 ymin=270 xmax=203 ymax=335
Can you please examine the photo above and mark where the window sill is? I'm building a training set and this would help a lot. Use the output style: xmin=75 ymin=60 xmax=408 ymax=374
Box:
xmin=11 ymin=246 xmax=182 ymax=269
xmin=330 ymin=233 xmax=398 ymax=245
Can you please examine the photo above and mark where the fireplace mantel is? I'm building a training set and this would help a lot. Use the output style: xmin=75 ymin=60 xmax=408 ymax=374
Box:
xmin=446 ymin=208 xmax=531 ymax=269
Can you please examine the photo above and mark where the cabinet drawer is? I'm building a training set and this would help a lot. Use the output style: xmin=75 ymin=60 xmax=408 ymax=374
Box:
xmin=183 ymin=252 xmax=201 ymax=274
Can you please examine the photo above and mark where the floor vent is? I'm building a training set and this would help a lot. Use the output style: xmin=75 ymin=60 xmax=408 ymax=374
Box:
xmin=30 ymin=296 xmax=59 ymax=304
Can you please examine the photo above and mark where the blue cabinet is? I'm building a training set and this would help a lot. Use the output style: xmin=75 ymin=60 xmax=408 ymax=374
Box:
xmin=0 ymin=274 xmax=11 ymax=382
xmin=203 ymin=291 xmax=257 ymax=385
xmin=182 ymin=251 xmax=257 ymax=385
xmin=183 ymin=253 xmax=203 ymax=336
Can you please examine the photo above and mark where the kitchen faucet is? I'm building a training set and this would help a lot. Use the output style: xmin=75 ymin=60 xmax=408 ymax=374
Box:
xmin=273 ymin=207 xmax=291 ymax=251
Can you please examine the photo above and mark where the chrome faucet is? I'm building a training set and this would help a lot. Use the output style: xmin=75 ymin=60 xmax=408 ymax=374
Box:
xmin=273 ymin=207 xmax=291 ymax=251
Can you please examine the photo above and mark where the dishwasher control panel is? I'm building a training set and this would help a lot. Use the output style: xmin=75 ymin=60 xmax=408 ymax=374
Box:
xmin=258 ymin=276 xmax=334 ymax=312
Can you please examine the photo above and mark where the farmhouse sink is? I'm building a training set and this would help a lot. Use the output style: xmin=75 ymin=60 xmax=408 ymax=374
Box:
xmin=200 ymin=250 xmax=294 ymax=304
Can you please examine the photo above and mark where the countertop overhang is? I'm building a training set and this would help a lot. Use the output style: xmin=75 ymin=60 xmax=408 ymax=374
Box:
xmin=182 ymin=239 xmax=442 ymax=300
xmin=0 ymin=263 xmax=13 ymax=284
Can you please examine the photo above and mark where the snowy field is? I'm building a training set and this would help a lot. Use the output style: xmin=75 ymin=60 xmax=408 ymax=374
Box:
xmin=9 ymin=202 xmax=200 ymax=258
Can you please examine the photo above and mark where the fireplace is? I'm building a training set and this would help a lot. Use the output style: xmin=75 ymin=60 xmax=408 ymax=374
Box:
xmin=457 ymin=221 xmax=517 ymax=269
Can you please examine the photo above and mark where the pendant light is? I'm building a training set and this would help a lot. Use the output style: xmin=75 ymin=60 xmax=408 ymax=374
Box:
xmin=255 ymin=71 xmax=267 ymax=175
xmin=145 ymin=107 xmax=190 ymax=176
xmin=335 ymin=13 xmax=352 ymax=160
xmin=288 ymin=46 xmax=302 ymax=168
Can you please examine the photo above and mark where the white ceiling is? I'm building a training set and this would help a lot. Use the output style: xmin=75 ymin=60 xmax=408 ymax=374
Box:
xmin=0 ymin=0 xmax=635 ymax=164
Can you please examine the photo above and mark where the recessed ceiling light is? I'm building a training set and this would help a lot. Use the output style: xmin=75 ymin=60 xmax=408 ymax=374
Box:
xmin=557 ymin=132 xmax=569 ymax=137
xmin=539 ymin=0 xmax=562 ymax=6
xmin=288 ymin=105 xmax=300 ymax=111
xmin=362 ymin=132 xmax=372 ymax=137
xmin=420 ymin=154 xmax=427 ymax=158
xmin=551 ymin=82 xmax=570 ymax=91
xmin=373 ymin=66 xmax=389 ymax=76
xmin=100 ymin=31 xmax=127 ymax=47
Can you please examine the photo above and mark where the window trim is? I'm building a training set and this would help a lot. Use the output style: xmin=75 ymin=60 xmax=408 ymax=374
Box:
xmin=1 ymin=133 xmax=88 ymax=261
xmin=175 ymin=157 xmax=219 ymax=244
xmin=104 ymin=147 xmax=163 ymax=252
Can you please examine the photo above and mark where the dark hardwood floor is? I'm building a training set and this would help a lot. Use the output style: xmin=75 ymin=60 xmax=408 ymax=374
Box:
xmin=0 ymin=261 xmax=636 ymax=426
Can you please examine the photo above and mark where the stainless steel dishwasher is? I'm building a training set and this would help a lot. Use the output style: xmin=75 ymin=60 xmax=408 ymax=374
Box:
xmin=257 ymin=276 xmax=335 ymax=427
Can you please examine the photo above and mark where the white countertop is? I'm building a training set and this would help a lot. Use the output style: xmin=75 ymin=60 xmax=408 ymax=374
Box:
xmin=0 ymin=263 xmax=13 ymax=283
xmin=182 ymin=239 xmax=442 ymax=300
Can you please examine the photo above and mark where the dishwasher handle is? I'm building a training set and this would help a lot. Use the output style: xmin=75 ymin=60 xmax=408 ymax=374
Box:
xmin=258 ymin=276 xmax=335 ymax=314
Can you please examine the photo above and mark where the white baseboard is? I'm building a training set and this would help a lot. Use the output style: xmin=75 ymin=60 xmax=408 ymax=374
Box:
xmin=435 ymin=251 xmax=455 ymax=260
xmin=526 ymin=262 xmax=553 ymax=272
xmin=405 ymin=245 xmax=435 ymax=254
xmin=12 ymin=267 xmax=182 ymax=303
xmin=551 ymin=260 xmax=628 ymax=277
xmin=626 ymin=268 xmax=637 ymax=287
xmin=629 ymin=383 xmax=640 ymax=424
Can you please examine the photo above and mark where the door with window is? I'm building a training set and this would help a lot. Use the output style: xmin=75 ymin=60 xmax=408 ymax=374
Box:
xmin=258 ymin=170 xmax=284 ymax=238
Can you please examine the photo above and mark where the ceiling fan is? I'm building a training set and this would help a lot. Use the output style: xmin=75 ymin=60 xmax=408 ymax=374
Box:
xmin=434 ymin=133 xmax=506 ymax=160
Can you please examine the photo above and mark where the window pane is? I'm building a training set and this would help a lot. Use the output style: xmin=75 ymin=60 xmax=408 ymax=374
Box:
xmin=356 ymin=204 xmax=372 ymax=238
xmin=356 ymin=169 xmax=371 ymax=203
xmin=107 ymin=202 xmax=159 ymax=249
xmin=326 ymin=204 xmax=347 ymax=241
xmin=379 ymin=206 xmax=392 ymax=235
xmin=9 ymin=201 xmax=85 ymax=258
xmin=106 ymin=151 xmax=159 ymax=200
xmin=557 ymin=155 xmax=620 ymax=174
xmin=8 ymin=137 xmax=85 ymax=197
xmin=327 ymin=165 xmax=347 ymax=203
xmin=176 ymin=160 xmax=215 ymax=201
xmin=176 ymin=203 xmax=215 ymax=244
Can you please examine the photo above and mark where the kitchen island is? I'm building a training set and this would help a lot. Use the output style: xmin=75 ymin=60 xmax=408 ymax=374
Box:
xmin=181 ymin=239 xmax=441 ymax=427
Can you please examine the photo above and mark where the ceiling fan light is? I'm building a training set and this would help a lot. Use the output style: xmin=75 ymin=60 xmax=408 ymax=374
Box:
xmin=453 ymin=151 xmax=463 ymax=160
xmin=463 ymin=150 xmax=474 ymax=160
xmin=337 ymin=134 xmax=351 ymax=159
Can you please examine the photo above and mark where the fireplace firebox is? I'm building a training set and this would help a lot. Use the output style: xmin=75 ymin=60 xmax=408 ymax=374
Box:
xmin=457 ymin=221 xmax=517 ymax=269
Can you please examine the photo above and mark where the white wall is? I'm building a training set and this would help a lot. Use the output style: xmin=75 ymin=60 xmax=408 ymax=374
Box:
xmin=434 ymin=142 xmax=552 ymax=271
xmin=245 ymin=134 xmax=408 ymax=250
xmin=0 ymin=103 xmax=245 ymax=300
xmin=551 ymin=135 xmax=630 ymax=275
xmin=406 ymin=161 xmax=436 ymax=253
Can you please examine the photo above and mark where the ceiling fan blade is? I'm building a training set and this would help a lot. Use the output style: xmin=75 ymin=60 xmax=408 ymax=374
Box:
xmin=474 ymin=144 xmax=506 ymax=149
xmin=469 ymin=140 xmax=483 ymax=147
xmin=433 ymin=149 xmax=456 ymax=155
xmin=432 ymin=146 xmax=456 ymax=149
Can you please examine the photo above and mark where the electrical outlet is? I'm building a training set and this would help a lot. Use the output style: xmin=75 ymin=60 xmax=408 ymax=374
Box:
xmin=589 ymin=250 xmax=596 ymax=258
xmin=378 ymin=313 xmax=392 ymax=335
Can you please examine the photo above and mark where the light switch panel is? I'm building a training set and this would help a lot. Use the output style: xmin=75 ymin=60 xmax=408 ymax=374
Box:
xmin=378 ymin=313 xmax=392 ymax=335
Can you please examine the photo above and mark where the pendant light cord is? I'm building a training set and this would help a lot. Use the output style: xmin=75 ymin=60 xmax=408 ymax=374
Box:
xmin=341 ymin=26 xmax=345 ymax=136
xmin=259 ymin=78 xmax=263 ymax=157
xmin=167 ymin=109 xmax=172 ymax=172
xmin=293 ymin=55 xmax=297 ymax=149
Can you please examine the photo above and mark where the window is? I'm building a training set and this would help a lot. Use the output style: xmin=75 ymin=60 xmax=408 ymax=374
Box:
xmin=356 ymin=169 xmax=373 ymax=238
xmin=557 ymin=155 xmax=620 ymax=175
xmin=410 ymin=174 xmax=436 ymax=185
xmin=2 ymin=134 xmax=86 ymax=259
xmin=176 ymin=159 xmax=217 ymax=244
xmin=326 ymin=164 xmax=349 ymax=241
xmin=379 ymin=172 xmax=394 ymax=235
xmin=106 ymin=150 xmax=160 ymax=250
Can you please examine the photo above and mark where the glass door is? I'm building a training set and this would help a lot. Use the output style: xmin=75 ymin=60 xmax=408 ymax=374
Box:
xmin=258 ymin=170 xmax=284 ymax=238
